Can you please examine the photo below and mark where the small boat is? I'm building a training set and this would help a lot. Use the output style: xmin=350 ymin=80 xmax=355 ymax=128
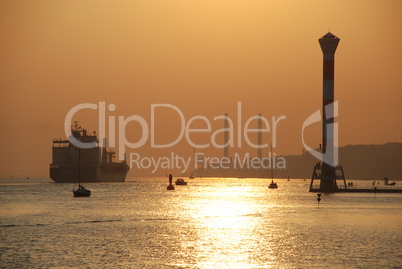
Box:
xmin=268 ymin=179 xmax=278 ymax=189
xmin=268 ymin=145 xmax=278 ymax=189
xmin=73 ymin=184 xmax=91 ymax=197
xmin=73 ymin=147 xmax=91 ymax=197
xmin=175 ymin=178 xmax=187 ymax=185
xmin=189 ymin=173 xmax=195 ymax=179
xmin=384 ymin=177 xmax=396 ymax=186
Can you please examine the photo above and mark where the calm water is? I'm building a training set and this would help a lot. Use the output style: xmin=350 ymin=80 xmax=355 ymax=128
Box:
xmin=1 ymin=177 xmax=402 ymax=268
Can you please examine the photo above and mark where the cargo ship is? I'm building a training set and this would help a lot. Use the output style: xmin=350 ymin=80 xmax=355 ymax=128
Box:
xmin=50 ymin=122 xmax=129 ymax=182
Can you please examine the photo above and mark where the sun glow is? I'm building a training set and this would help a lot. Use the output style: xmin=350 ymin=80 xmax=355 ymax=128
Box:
xmin=197 ymin=199 xmax=251 ymax=229
xmin=186 ymin=183 xmax=277 ymax=268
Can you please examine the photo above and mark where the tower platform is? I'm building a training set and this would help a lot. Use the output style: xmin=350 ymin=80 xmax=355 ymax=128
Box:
xmin=309 ymin=162 xmax=402 ymax=193
xmin=309 ymin=188 xmax=402 ymax=193
xmin=309 ymin=162 xmax=347 ymax=192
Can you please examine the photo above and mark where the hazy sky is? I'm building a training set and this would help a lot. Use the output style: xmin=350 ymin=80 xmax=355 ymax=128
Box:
xmin=1 ymin=0 xmax=401 ymax=177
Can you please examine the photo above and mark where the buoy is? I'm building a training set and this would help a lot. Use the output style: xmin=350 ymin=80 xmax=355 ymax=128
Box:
xmin=167 ymin=173 xmax=175 ymax=190
xmin=167 ymin=184 xmax=174 ymax=190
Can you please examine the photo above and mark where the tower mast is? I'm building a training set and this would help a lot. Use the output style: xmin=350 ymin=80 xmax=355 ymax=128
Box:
xmin=310 ymin=32 xmax=347 ymax=192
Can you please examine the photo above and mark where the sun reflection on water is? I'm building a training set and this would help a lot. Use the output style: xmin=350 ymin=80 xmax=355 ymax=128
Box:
xmin=2 ymin=178 xmax=401 ymax=268
xmin=185 ymin=184 xmax=279 ymax=268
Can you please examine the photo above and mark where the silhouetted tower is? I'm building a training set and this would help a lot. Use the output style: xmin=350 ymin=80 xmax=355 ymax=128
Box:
xmin=310 ymin=32 xmax=347 ymax=192
xmin=320 ymin=32 xmax=339 ymax=168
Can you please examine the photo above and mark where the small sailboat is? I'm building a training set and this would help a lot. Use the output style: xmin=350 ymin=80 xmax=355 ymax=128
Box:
xmin=73 ymin=184 xmax=91 ymax=197
xmin=268 ymin=179 xmax=278 ymax=189
xmin=268 ymin=145 xmax=278 ymax=189
xmin=73 ymin=148 xmax=91 ymax=197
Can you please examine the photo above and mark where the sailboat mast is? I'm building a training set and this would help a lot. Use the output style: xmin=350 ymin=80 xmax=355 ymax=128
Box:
xmin=270 ymin=145 xmax=274 ymax=181
xmin=78 ymin=147 xmax=81 ymax=186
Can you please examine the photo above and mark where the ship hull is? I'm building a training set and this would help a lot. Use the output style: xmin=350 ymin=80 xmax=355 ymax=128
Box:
xmin=50 ymin=165 xmax=129 ymax=183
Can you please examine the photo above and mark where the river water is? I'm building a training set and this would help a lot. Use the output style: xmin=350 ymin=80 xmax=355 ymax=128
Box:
xmin=1 ymin=177 xmax=401 ymax=268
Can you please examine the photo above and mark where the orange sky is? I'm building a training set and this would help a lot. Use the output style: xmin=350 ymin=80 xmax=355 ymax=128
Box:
xmin=1 ymin=0 xmax=401 ymax=177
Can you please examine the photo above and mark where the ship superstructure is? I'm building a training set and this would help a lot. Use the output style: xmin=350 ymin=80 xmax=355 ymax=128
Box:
xmin=50 ymin=122 xmax=129 ymax=182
